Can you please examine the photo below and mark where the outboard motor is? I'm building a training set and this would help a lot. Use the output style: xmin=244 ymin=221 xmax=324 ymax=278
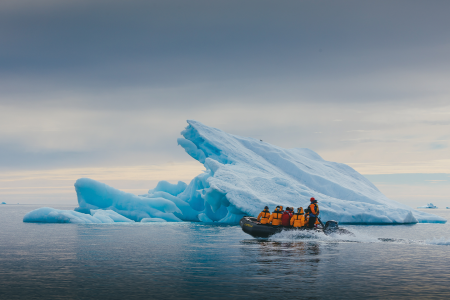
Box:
xmin=324 ymin=220 xmax=339 ymax=232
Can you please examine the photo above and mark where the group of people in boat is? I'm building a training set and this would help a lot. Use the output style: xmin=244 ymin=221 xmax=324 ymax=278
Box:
xmin=256 ymin=197 xmax=320 ymax=229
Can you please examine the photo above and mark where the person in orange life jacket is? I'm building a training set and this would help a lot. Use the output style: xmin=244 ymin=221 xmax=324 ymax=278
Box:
xmin=307 ymin=197 xmax=320 ymax=228
xmin=281 ymin=207 xmax=293 ymax=227
xmin=304 ymin=208 xmax=319 ymax=226
xmin=257 ymin=206 xmax=271 ymax=224
xmin=290 ymin=207 xmax=306 ymax=228
xmin=268 ymin=206 xmax=283 ymax=226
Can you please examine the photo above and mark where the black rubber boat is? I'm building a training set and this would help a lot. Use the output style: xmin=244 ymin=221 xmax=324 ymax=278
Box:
xmin=240 ymin=216 xmax=352 ymax=238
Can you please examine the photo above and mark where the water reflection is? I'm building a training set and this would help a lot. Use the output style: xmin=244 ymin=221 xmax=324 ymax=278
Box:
xmin=3 ymin=209 xmax=450 ymax=300
xmin=239 ymin=239 xmax=323 ymax=287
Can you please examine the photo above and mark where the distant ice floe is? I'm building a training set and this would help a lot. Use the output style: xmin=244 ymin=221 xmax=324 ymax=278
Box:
xmin=417 ymin=203 xmax=438 ymax=209
xmin=23 ymin=120 xmax=446 ymax=224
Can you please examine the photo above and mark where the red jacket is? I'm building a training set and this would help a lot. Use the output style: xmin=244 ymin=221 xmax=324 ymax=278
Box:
xmin=281 ymin=211 xmax=291 ymax=226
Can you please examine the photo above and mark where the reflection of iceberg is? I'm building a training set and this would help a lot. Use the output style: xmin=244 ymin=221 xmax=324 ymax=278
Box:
xmin=417 ymin=203 xmax=438 ymax=209
xmin=24 ymin=120 xmax=446 ymax=224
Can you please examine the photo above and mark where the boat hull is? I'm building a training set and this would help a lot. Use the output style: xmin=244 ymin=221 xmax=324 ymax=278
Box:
xmin=239 ymin=216 xmax=352 ymax=238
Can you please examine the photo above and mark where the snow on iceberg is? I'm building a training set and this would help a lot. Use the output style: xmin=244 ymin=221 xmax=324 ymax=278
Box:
xmin=23 ymin=120 xmax=446 ymax=224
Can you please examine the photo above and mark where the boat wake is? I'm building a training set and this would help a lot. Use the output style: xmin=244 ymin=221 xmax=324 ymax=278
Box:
xmin=421 ymin=237 xmax=450 ymax=246
xmin=267 ymin=228 xmax=450 ymax=246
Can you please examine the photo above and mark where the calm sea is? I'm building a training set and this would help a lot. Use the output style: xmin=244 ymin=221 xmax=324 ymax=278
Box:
xmin=1 ymin=205 xmax=450 ymax=299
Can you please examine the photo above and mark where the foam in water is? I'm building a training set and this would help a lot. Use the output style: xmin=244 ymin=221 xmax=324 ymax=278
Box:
xmin=423 ymin=237 xmax=450 ymax=246
xmin=268 ymin=227 xmax=381 ymax=244
xmin=266 ymin=227 xmax=450 ymax=247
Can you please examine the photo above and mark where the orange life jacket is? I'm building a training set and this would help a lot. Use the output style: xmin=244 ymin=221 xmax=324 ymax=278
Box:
xmin=269 ymin=211 xmax=283 ymax=226
xmin=257 ymin=210 xmax=271 ymax=224
xmin=308 ymin=203 xmax=319 ymax=216
xmin=290 ymin=213 xmax=306 ymax=228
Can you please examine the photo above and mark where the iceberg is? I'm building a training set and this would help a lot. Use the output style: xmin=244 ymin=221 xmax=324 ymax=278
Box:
xmin=1 ymin=202 xmax=6 ymax=204
xmin=417 ymin=203 xmax=438 ymax=209
xmin=23 ymin=207 xmax=135 ymax=223
xmin=23 ymin=120 xmax=446 ymax=224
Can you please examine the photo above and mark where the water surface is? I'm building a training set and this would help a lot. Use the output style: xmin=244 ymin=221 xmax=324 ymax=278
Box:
xmin=1 ymin=205 xmax=450 ymax=299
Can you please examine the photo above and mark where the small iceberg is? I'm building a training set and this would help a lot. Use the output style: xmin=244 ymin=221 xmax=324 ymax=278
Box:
xmin=23 ymin=207 xmax=135 ymax=223
xmin=1 ymin=202 xmax=6 ymax=204
xmin=417 ymin=203 xmax=438 ymax=209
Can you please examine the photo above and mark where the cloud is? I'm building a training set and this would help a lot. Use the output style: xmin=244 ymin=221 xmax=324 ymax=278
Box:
xmin=0 ymin=0 xmax=450 ymax=176
xmin=1 ymin=0 xmax=450 ymax=99
xmin=430 ymin=142 xmax=448 ymax=150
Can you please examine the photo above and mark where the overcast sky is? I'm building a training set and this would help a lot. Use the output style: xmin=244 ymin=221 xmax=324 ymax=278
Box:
xmin=0 ymin=0 xmax=449 ymax=206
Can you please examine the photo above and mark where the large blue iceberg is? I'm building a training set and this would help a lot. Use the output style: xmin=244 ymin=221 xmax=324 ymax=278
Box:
xmin=24 ymin=120 xmax=446 ymax=224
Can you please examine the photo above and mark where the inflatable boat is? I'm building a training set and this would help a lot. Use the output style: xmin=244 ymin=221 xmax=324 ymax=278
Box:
xmin=240 ymin=216 xmax=352 ymax=238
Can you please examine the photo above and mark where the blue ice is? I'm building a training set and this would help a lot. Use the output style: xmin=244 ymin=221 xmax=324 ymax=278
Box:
xmin=23 ymin=120 xmax=446 ymax=224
